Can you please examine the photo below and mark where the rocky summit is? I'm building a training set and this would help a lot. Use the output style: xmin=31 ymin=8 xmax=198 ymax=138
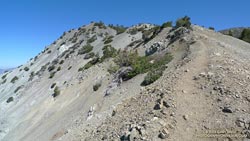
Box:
xmin=0 ymin=19 xmax=250 ymax=141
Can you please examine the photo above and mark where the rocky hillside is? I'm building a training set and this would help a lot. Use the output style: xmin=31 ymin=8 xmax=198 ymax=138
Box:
xmin=0 ymin=19 xmax=250 ymax=141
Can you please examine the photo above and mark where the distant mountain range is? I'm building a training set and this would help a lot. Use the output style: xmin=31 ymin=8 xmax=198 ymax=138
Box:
xmin=0 ymin=68 xmax=14 ymax=74
xmin=219 ymin=27 xmax=250 ymax=39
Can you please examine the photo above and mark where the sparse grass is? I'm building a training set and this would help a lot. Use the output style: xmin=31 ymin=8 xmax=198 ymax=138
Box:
xmin=93 ymin=82 xmax=101 ymax=91
xmin=11 ymin=76 xmax=19 ymax=83
xmin=78 ymin=44 xmax=93 ymax=55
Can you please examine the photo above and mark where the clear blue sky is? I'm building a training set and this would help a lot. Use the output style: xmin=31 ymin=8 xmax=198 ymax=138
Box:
xmin=0 ymin=0 xmax=249 ymax=68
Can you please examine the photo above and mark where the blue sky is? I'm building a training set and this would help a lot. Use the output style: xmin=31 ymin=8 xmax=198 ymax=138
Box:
xmin=0 ymin=0 xmax=249 ymax=68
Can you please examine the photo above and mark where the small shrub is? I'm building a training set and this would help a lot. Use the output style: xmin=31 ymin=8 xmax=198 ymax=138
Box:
xmin=14 ymin=86 xmax=22 ymax=93
xmin=108 ymin=24 xmax=127 ymax=34
xmin=82 ymin=57 xmax=100 ymax=70
xmin=240 ymin=29 xmax=250 ymax=43
xmin=52 ymin=86 xmax=60 ymax=97
xmin=128 ymin=28 xmax=138 ymax=35
xmin=84 ymin=52 xmax=95 ymax=59
xmin=94 ymin=21 xmax=106 ymax=29
xmin=209 ymin=27 xmax=215 ymax=30
xmin=175 ymin=16 xmax=191 ymax=29
xmin=87 ymin=35 xmax=97 ymax=44
xmin=107 ymin=64 xmax=119 ymax=74
xmin=11 ymin=76 xmax=19 ymax=83
xmin=57 ymin=66 xmax=61 ymax=71
xmin=78 ymin=44 xmax=93 ymax=55
xmin=103 ymin=36 xmax=113 ymax=44
xmin=93 ymin=83 xmax=101 ymax=91
xmin=161 ymin=21 xmax=172 ymax=28
xmin=47 ymin=50 xmax=52 ymax=54
xmin=51 ymin=83 xmax=56 ymax=89
xmin=101 ymin=45 xmax=117 ymax=61
xmin=2 ymin=79 xmax=7 ymax=84
xmin=141 ymin=67 xmax=164 ymax=86
xmin=29 ymin=71 xmax=35 ymax=81
xmin=2 ymin=74 xmax=7 ymax=79
xmin=6 ymin=97 xmax=14 ymax=103
xmin=59 ymin=60 xmax=64 ymax=64
xmin=24 ymin=67 xmax=29 ymax=71
xmin=48 ymin=65 xmax=56 ymax=72
xmin=49 ymin=72 xmax=56 ymax=79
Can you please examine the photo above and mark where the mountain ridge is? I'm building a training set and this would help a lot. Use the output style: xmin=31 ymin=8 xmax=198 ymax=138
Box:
xmin=0 ymin=20 xmax=250 ymax=141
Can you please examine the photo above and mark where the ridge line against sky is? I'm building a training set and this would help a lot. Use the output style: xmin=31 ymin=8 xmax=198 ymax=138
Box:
xmin=0 ymin=0 xmax=249 ymax=68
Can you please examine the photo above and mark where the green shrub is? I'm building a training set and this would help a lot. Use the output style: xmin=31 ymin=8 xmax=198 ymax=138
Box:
xmin=1 ymin=79 xmax=7 ymax=84
xmin=101 ymin=45 xmax=117 ymax=61
xmin=83 ymin=57 xmax=100 ymax=70
xmin=24 ymin=67 xmax=29 ymax=71
xmin=11 ymin=76 xmax=19 ymax=83
xmin=108 ymin=24 xmax=127 ymax=34
xmin=115 ymin=51 xmax=173 ymax=80
xmin=240 ymin=29 xmax=250 ymax=43
xmin=6 ymin=97 xmax=14 ymax=103
xmin=51 ymin=83 xmax=56 ymax=89
xmin=78 ymin=44 xmax=93 ymax=55
xmin=107 ymin=64 xmax=119 ymax=74
xmin=128 ymin=28 xmax=138 ymax=35
xmin=209 ymin=27 xmax=215 ymax=30
xmin=52 ymin=86 xmax=60 ymax=97
xmin=29 ymin=71 xmax=35 ymax=81
xmin=59 ymin=60 xmax=64 ymax=64
xmin=93 ymin=83 xmax=101 ymax=91
xmin=87 ymin=35 xmax=97 ymax=44
xmin=141 ymin=67 xmax=165 ymax=86
xmin=103 ymin=36 xmax=114 ymax=44
xmin=48 ymin=65 xmax=55 ymax=72
xmin=93 ymin=21 xmax=106 ymax=29
xmin=175 ymin=16 xmax=191 ymax=29
xmin=14 ymin=86 xmax=22 ymax=93
xmin=49 ymin=72 xmax=56 ymax=79
xmin=2 ymin=74 xmax=7 ymax=79
xmin=142 ymin=26 xmax=161 ymax=43
xmin=84 ymin=52 xmax=95 ymax=59
xmin=161 ymin=21 xmax=172 ymax=28
xmin=57 ymin=66 xmax=61 ymax=71
xmin=47 ymin=50 xmax=52 ymax=54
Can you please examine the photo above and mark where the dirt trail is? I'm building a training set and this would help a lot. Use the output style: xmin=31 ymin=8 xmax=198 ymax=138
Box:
xmin=170 ymin=40 xmax=212 ymax=141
